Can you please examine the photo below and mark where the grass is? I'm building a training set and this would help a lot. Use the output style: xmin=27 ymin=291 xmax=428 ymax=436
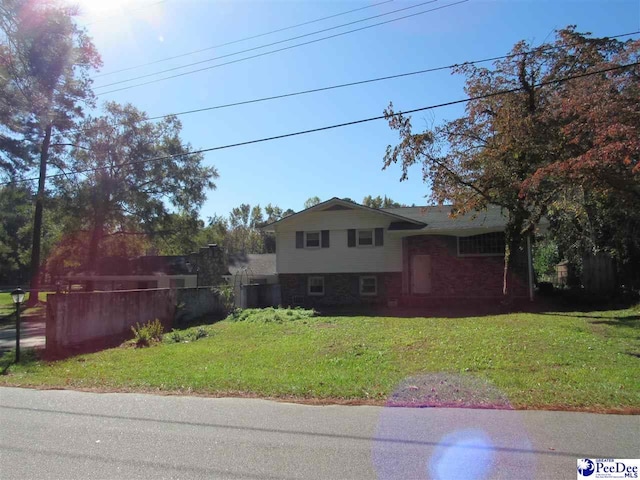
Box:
xmin=1 ymin=306 xmax=638 ymax=412
xmin=0 ymin=291 xmax=49 ymax=321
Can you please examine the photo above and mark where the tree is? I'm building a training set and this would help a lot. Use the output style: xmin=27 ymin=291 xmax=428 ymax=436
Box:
xmin=226 ymin=203 xmax=265 ymax=254
xmin=150 ymin=212 xmax=209 ymax=256
xmin=362 ymin=195 xmax=403 ymax=208
xmin=53 ymin=102 xmax=217 ymax=286
xmin=0 ymin=183 xmax=32 ymax=283
xmin=383 ymin=27 xmax=639 ymax=295
xmin=304 ymin=196 xmax=321 ymax=209
xmin=1 ymin=0 xmax=101 ymax=302
xmin=264 ymin=203 xmax=284 ymax=224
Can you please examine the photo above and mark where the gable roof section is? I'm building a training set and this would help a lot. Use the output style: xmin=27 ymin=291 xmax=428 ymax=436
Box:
xmin=262 ymin=197 xmax=426 ymax=231
xmin=382 ymin=205 xmax=508 ymax=235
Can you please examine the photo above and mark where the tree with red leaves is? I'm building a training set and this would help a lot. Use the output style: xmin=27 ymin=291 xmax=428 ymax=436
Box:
xmin=384 ymin=27 xmax=639 ymax=295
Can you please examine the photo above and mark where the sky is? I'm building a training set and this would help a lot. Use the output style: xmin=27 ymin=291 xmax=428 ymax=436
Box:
xmin=69 ymin=0 xmax=640 ymax=220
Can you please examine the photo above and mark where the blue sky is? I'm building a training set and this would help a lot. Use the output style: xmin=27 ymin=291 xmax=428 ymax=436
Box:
xmin=73 ymin=0 xmax=640 ymax=219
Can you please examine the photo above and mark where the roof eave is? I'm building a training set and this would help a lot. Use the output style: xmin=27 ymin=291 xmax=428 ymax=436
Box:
xmin=261 ymin=197 xmax=425 ymax=231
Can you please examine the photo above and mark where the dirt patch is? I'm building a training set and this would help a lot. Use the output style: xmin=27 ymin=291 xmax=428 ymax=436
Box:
xmin=386 ymin=373 xmax=512 ymax=409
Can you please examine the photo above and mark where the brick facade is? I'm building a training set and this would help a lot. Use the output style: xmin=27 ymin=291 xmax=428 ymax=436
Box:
xmin=278 ymin=235 xmax=529 ymax=307
xmin=187 ymin=244 xmax=227 ymax=286
xmin=279 ymin=272 xmax=402 ymax=307
xmin=406 ymin=235 xmax=528 ymax=298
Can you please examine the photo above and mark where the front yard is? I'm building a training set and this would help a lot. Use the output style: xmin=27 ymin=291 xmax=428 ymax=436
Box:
xmin=0 ymin=291 xmax=49 ymax=322
xmin=1 ymin=306 xmax=638 ymax=412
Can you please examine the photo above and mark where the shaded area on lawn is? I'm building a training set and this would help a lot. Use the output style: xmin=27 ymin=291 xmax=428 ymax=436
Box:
xmin=314 ymin=296 xmax=640 ymax=320
xmin=540 ymin=312 xmax=640 ymax=325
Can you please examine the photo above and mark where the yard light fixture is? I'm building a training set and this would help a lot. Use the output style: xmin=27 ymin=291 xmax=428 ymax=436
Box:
xmin=11 ymin=287 xmax=25 ymax=363
xmin=11 ymin=287 xmax=25 ymax=304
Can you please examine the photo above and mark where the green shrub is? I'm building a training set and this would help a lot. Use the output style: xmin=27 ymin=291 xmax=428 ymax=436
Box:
xmin=164 ymin=326 xmax=210 ymax=344
xmin=194 ymin=327 xmax=208 ymax=340
xmin=131 ymin=319 xmax=164 ymax=347
xmin=215 ymin=284 xmax=235 ymax=313
xmin=226 ymin=307 xmax=316 ymax=323
xmin=168 ymin=329 xmax=183 ymax=343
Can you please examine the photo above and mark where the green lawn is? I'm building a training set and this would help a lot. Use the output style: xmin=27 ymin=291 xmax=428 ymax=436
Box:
xmin=1 ymin=306 xmax=638 ymax=412
xmin=0 ymin=292 xmax=15 ymax=317
xmin=0 ymin=291 xmax=49 ymax=320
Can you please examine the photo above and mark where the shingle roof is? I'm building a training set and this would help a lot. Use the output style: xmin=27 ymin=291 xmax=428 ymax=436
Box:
xmin=77 ymin=255 xmax=193 ymax=275
xmin=227 ymin=253 xmax=276 ymax=276
xmin=262 ymin=197 xmax=425 ymax=231
xmin=382 ymin=205 xmax=508 ymax=235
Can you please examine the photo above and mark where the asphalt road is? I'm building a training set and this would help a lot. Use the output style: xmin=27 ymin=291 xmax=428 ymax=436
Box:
xmin=0 ymin=387 xmax=638 ymax=479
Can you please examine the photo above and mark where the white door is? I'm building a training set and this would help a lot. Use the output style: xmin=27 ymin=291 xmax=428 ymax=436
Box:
xmin=411 ymin=255 xmax=431 ymax=294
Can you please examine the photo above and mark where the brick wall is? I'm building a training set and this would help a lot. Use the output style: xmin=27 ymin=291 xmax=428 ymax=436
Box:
xmin=407 ymin=235 xmax=528 ymax=298
xmin=278 ymin=235 xmax=529 ymax=307
xmin=188 ymin=244 xmax=227 ymax=286
xmin=279 ymin=272 xmax=402 ymax=307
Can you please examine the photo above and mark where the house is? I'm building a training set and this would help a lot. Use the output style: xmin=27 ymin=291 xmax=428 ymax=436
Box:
xmin=263 ymin=197 xmax=536 ymax=307
xmin=63 ymin=255 xmax=197 ymax=291
xmin=61 ymin=244 xmax=228 ymax=291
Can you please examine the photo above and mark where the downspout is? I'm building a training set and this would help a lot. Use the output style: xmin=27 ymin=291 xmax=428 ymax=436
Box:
xmin=527 ymin=234 xmax=534 ymax=302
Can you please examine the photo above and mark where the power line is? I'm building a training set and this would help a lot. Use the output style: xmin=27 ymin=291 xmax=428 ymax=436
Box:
xmin=5 ymin=61 xmax=637 ymax=187
xmin=95 ymin=0 xmax=395 ymax=78
xmin=95 ymin=0 xmax=469 ymax=94
xmin=94 ymin=0 xmax=443 ymax=89
xmin=62 ymin=30 xmax=638 ymax=135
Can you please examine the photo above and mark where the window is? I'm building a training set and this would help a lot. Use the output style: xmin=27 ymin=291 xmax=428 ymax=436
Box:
xmin=458 ymin=232 xmax=505 ymax=256
xmin=360 ymin=276 xmax=377 ymax=295
xmin=305 ymin=231 xmax=320 ymax=248
xmin=358 ymin=229 xmax=373 ymax=246
xmin=348 ymin=228 xmax=383 ymax=247
xmin=296 ymin=230 xmax=329 ymax=248
xmin=308 ymin=276 xmax=325 ymax=296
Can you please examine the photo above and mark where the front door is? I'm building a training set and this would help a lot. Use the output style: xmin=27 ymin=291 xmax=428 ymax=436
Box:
xmin=411 ymin=255 xmax=431 ymax=294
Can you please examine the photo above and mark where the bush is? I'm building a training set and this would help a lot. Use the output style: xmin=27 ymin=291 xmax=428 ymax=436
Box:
xmin=226 ymin=307 xmax=316 ymax=324
xmin=194 ymin=327 xmax=208 ymax=340
xmin=163 ymin=326 xmax=210 ymax=344
xmin=168 ymin=329 xmax=183 ymax=343
xmin=131 ymin=319 xmax=164 ymax=347
xmin=215 ymin=284 xmax=235 ymax=313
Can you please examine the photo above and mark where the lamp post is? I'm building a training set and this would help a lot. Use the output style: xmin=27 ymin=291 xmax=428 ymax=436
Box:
xmin=11 ymin=288 xmax=25 ymax=363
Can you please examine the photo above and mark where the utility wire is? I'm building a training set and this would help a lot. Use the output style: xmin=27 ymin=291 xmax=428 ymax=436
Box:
xmin=95 ymin=0 xmax=468 ymax=94
xmin=63 ymin=30 xmax=638 ymax=135
xmin=95 ymin=0 xmax=395 ymax=78
xmin=94 ymin=0 xmax=440 ymax=88
xmin=4 ymin=61 xmax=637 ymax=187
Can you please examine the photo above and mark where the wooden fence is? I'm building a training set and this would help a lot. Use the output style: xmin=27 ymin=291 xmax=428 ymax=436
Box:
xmin=582 ymin=253 xmax=616 ymax=295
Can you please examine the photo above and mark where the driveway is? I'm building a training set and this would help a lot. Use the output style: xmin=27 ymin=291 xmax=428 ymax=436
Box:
xmin=0 ymin=387 xmax=637 ymax=479
xmin=0 ymin=316 xmax=45 ymax=352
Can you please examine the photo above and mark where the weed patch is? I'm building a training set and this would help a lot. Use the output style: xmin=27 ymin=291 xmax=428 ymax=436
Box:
xmin=228 ymin=307 xmax=316 ymax=323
